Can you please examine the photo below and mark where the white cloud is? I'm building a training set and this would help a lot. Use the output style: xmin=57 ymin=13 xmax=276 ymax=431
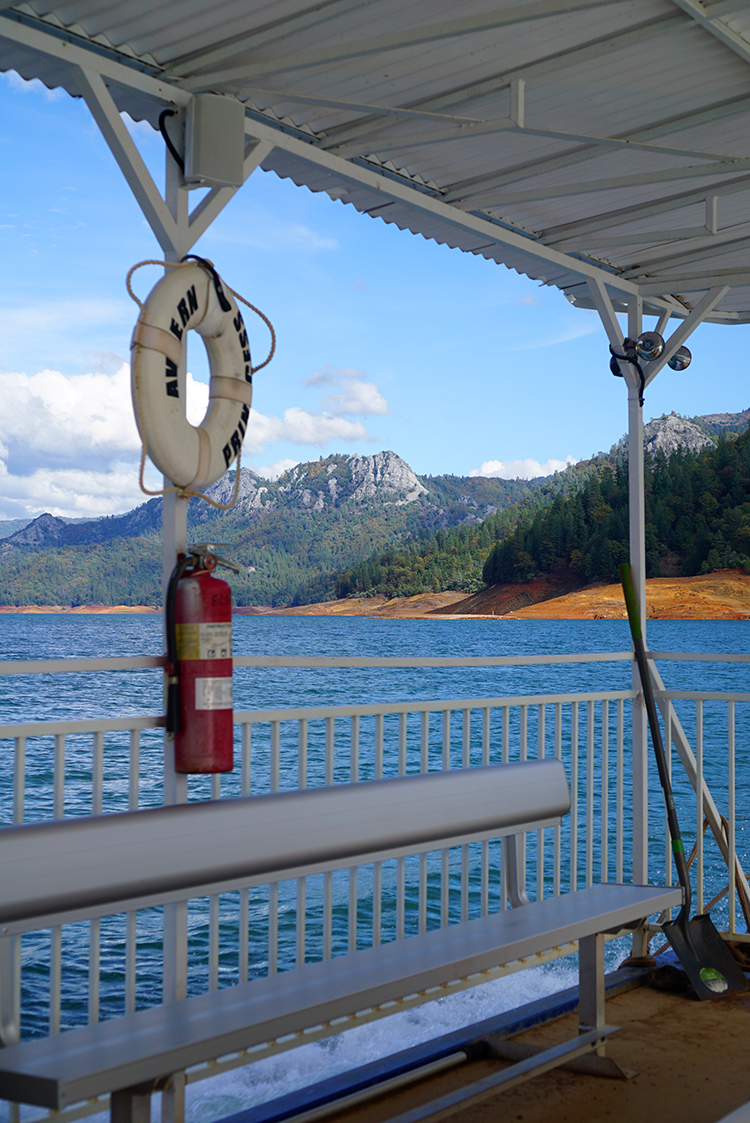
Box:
xmin=0 ymin=360 xmax=377 ymax=518
xmin=304 ymin=364 xmax=389 ymax=416
xmin=470 ymin=456 xmax=578 ymax=480
xmin=253 ymin=458 xmax=299 ymax=480
xmin=509 ymin=318 xmax=599 ymax=351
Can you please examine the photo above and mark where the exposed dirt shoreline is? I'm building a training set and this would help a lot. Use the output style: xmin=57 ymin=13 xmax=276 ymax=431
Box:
xmin=4 ymin=571 xmax=750 ymax=619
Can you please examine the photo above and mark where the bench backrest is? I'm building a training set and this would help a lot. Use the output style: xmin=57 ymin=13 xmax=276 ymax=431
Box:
xmin=0 ymin=759 xmax=570 ymax=934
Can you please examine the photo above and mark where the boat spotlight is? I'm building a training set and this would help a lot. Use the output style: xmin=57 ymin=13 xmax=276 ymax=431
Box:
xmin=667 ymin=345 xmax=692 ymax=371
xmin=634 ymin=331 xmax=665 ymax=361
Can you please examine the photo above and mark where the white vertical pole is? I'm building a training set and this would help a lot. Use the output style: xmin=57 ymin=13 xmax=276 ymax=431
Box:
xmin=626 ymin=293 xmax=650 ymax=955
xmin=161 ymin=141 xmax=189 ymax=1123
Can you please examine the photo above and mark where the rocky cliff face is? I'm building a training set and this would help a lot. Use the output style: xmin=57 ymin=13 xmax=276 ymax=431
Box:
xmin=643 ymin=413 xmax=715 ymax=458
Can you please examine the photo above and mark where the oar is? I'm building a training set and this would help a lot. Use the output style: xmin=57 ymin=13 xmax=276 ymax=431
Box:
xmin=619 ymin=563 xmax=747 ymax=999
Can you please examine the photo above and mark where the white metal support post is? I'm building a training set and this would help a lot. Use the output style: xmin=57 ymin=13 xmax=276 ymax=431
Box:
xmin=160 ymin=142 xmax=190 ymax=1123
xmin=64 ymin=65 xmax=275 ymax=1122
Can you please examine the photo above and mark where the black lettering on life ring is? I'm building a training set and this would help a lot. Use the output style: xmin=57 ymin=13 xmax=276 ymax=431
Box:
xmin=231 ymin=431 xmax=242 ymax=457
xmin=222 ymin=442 xmax=232 ymax=468
xmin=187 ymin=286 xmax=198 ymax=316
xmin=165 ymin=357 xmax=179 ymax=398
xmin=170 ymin=318 xmax=183 ymax=341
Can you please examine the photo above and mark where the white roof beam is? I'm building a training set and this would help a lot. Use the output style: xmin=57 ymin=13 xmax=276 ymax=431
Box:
xmin=670 ymin=0 xmax=750 ymax=66
xmin=72 ymin=64 xmax=180 ymax=256
xmin=444 ymin=93 xmax=750 ymax=204
xmin=543 ymin=173 xmax=750 ymax=244
xmin=182 ymin=0 xmax=623 ymax=88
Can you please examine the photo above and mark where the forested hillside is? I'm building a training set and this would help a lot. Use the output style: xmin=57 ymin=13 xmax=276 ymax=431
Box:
xmin=483 ymin=431 xmax=750 ymax=586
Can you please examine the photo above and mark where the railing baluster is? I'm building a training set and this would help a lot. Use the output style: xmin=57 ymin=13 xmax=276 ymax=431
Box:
xmin=373 ymin=715 xmax=383 ymax=946
xmin=126 ymin=730 xmax=139 ymax=1014
xmin=500 ymin=705 xmax=510 ymax=910
xmin=586 ymin=700 xmax=594 ymax=889
xmin=268 ymin=883 xmax=279 ymax=975
xmin=270 ymin=722 xmax=280 ymax=974
xmin=13 ymin=736 xmax=25 ymax=826
xmin=239 ymin=723 xmax=251 ymax=983
xmin=209 ymin=773 xmax=221 ymax=992
xmin=323 ymin=718 xmax=334 ymax=959
xmin=665 ymin=705 xmax=672 ymax=895
xmin=441 ymin=711 xmax=450 ymax=926
xmin=52 ymin=733 xmax=65 ymax=1034
xmin=553 ymin=703 xmax=562 ymax=897
xmin=537 ymin=704 xmax=545 ymax=902
xmin=481 ymin=707 xmax=490 ymax=916
xmin=696 ymin=700 xmax=704 ymax=914
xmin=616 ymin=699 xmax=624 ymax=884
xmin=89 ymin=732 xmax=104 ymax=1023
xmin=349 ymin=717 xmax=359 ymax=952
xmin=297 ymin=720 xmax=308 ymax=965
xmin=728 ymin=701 xmax=736 ymax=935
xmin=571 ymin=702 xmax=579 ymax=893
xmin=461 ymin=708 xmax=470 ymax=921
xmin=397 ymin=714 xmax=407 ymax=938
xmin=601 ymin=700 xmax=609 ymax=885
xmin=419 ymin=712 xmax=429 ymax=933
xmin=270 ymin=721 xmax=280 ymax=794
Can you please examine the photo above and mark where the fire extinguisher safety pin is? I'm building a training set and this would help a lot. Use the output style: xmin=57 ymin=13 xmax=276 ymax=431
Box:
xmin=187 ymin=543 xmax=242 ymax=574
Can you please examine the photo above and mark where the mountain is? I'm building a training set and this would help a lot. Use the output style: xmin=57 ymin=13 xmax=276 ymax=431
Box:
xmin=3 ymin=407 xmax=748 ymax=608
xmin=0 ymin=451 xmax=542 ymax=607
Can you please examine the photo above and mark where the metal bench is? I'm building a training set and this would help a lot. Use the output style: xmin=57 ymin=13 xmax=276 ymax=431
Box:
xmin=0 ymin=760 xmax=681 ymax=1122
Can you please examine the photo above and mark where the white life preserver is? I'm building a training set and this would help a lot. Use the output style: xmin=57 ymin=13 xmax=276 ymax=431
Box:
xmin=130 ymin=261 xmax=252 ymax=492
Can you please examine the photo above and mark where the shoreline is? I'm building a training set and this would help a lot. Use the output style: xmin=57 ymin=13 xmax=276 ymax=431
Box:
xmin=3 ymin=571 xmax=750 ymax=619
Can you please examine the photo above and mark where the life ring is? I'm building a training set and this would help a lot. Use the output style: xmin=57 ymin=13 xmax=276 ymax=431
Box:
xmin=130 ymin=261 xmax=252 ymax=492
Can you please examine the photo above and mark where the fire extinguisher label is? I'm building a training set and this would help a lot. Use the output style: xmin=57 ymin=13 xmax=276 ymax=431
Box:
xmin=177 ymin=622 xmax=232 ymax=660
xmin=195 ymin=677 xmax=233 ymax=710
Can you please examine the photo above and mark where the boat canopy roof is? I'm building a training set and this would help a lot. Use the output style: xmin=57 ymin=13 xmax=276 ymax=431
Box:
xmin=3 ymin=0 xmax=750 ymax=322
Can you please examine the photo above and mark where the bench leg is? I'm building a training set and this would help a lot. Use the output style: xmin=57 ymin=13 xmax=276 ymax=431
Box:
xmin=579 ymin=933 xmax=605 ymax=1055
xmin=111 ymin=1085 xmax=151 ymax=1123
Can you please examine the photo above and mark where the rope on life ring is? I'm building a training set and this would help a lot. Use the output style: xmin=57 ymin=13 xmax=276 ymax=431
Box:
xmin=127 ymin=257 xmax=275 ymax=509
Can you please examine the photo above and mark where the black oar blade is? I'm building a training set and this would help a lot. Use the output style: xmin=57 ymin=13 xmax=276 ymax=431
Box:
xmin=664 ymin=913 xmax=748 ymax=999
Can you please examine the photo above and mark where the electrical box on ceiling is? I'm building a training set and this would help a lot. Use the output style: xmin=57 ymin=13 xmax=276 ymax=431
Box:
xmin=184 ymin=94 xmax=245 ymax=188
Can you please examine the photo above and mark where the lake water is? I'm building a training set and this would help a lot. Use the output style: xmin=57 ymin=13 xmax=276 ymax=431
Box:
xmin=1 ymin=615 xmax=749 ymax=1122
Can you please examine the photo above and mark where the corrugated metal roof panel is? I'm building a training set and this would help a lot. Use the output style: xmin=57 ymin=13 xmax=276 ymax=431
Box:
xmin=4 ymin=0 xmax=750 ymax=318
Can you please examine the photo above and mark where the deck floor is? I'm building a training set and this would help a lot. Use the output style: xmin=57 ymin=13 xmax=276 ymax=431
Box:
xmin=334 ymin=983 xmax=750 ymax=1123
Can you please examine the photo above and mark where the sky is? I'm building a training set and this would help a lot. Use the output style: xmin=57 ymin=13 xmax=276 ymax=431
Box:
xmin=3 ymin=71 xmax=750 ymax=521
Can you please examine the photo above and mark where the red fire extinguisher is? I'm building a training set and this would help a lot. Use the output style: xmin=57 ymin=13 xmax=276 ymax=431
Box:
xmin=165 ymin=544 xmax=239 ymax=773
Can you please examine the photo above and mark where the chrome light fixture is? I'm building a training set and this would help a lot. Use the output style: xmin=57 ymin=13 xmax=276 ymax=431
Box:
xmin=634 ymin=331 xmax=665 ymax=361
xmin=667 ymin=345 xmax=692 ymax=371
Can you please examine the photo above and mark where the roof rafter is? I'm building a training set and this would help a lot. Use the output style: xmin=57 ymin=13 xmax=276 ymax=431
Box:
xmin=318 ymin=10 xmax=683 ymax=150
xmin=541 ymin=171 xmax=750 ymax=244
xmin=443 ymin=92 xmax=750 ymax=204
xmin=328 ymin=118 xmax=740 ymax=163
xmin=168 ymin=0 xmax=383 ymax=77
xmin=623 ymin=222 xmax=750 ymax=277
xmin=180 ymin=0 xmax=623 ymax=88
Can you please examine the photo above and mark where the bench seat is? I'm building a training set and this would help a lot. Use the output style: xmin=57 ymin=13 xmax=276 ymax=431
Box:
xmin=0 ymin=881 xmax=681 ymax=1111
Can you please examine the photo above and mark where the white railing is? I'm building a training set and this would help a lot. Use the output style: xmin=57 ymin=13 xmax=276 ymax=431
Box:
xmin=1 ymin=648 xmax=748 ymax=1122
